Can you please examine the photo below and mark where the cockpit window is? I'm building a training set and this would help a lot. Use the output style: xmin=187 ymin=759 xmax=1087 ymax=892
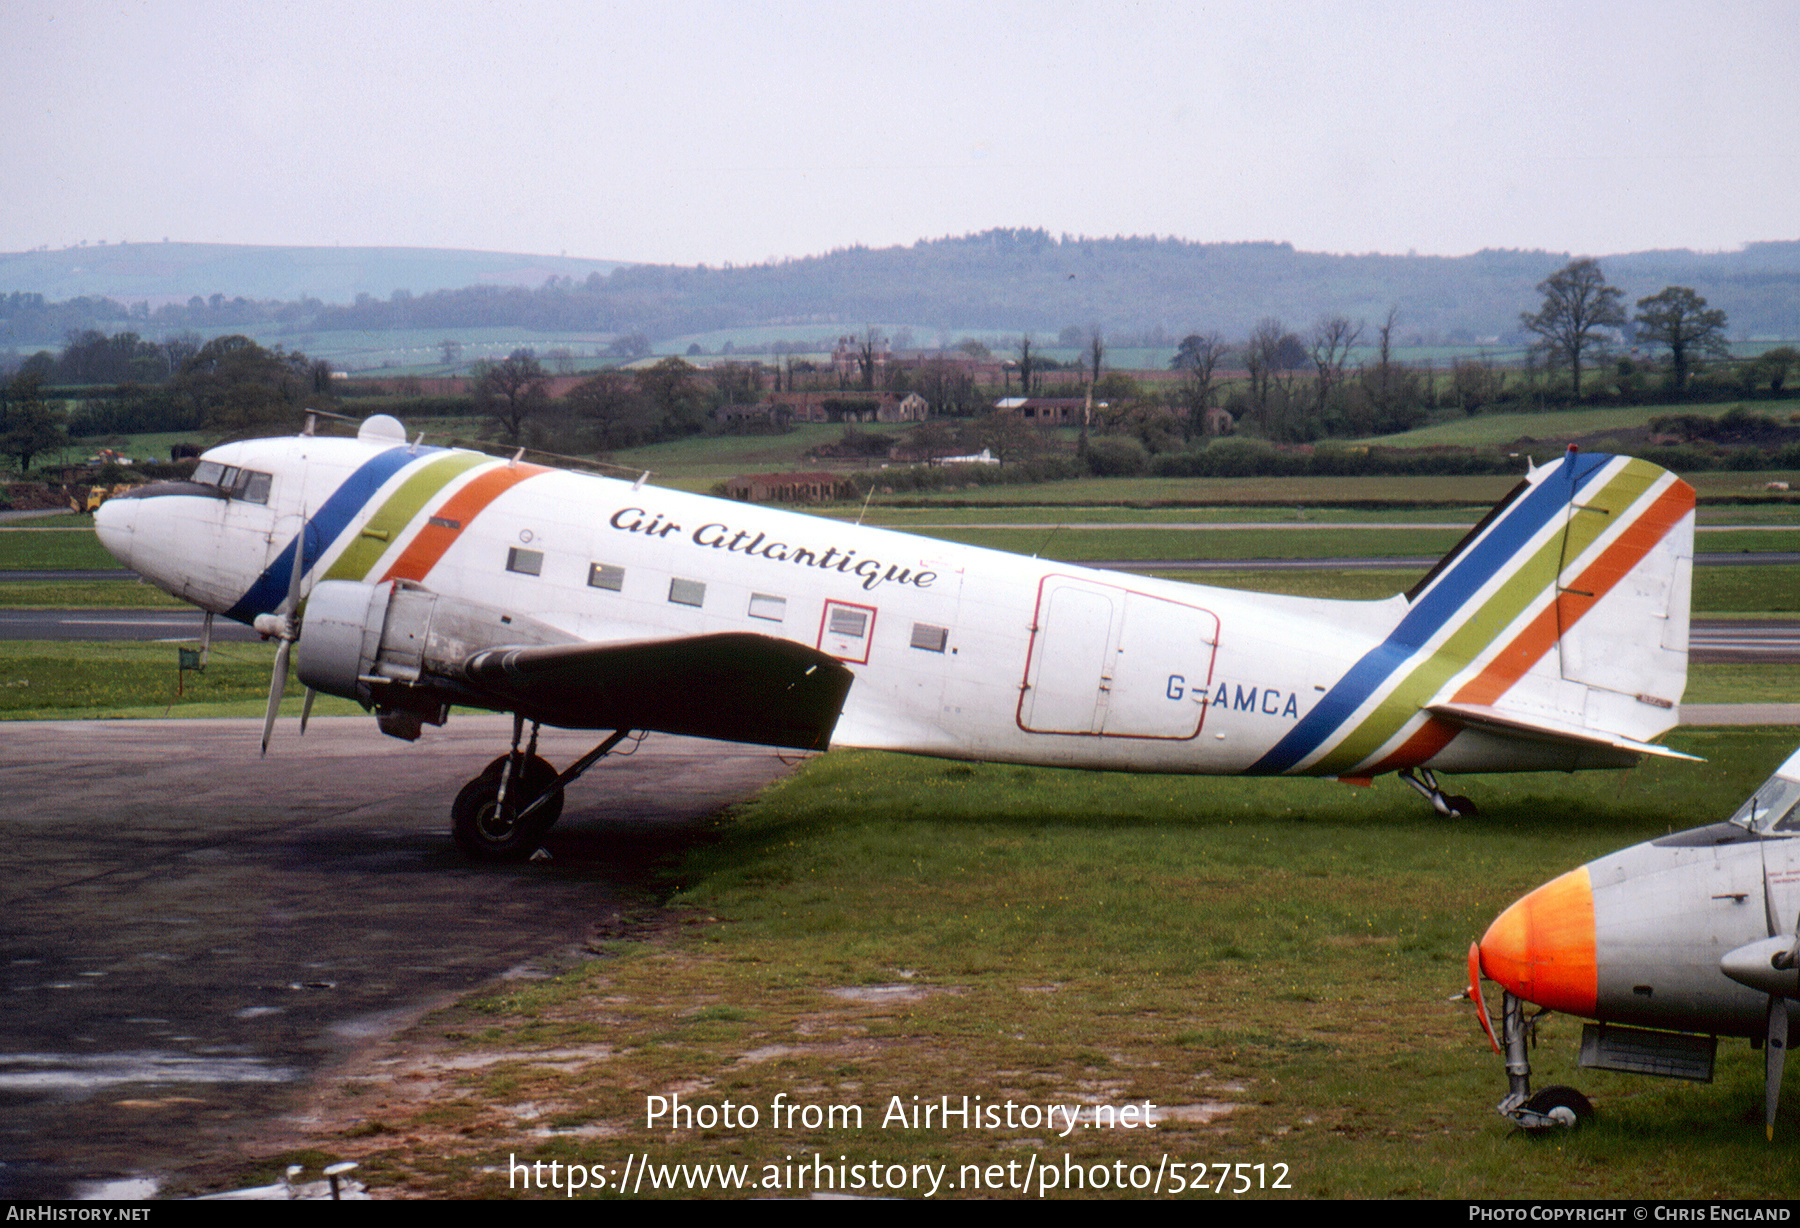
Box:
xmin=189 ymin=460 xmax=271 ymax=504
xmin=1728 ymin=777 xmax=1800 ymax=834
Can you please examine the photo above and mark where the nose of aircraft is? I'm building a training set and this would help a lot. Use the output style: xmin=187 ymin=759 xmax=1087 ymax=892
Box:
xmin=1478 ymin=865 xmax=1598 ymax=1016
xmin=92 ymin=495 xmax=135 ymax=569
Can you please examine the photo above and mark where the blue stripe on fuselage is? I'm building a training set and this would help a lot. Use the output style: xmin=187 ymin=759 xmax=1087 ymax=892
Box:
xmin=225 ymin=446 xmax=423 ymax=623
xmin=1246 ymin=451 xmax=1608 ymax=775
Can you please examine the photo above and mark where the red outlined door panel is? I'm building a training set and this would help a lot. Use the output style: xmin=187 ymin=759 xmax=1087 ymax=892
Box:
xmin=1017 ymin=576 xmax=1220 ymax=739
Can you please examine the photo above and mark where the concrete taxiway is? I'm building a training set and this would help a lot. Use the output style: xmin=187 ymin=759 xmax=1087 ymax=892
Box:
xmin=0 ymin=717 xmax=801 ymax=1199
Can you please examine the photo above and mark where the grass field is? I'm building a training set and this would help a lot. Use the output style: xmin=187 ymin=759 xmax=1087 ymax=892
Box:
xmin=15 ymin=405 xmax=1800 ymax=1200
xmin=1354 ymin=398 xmax=1800 ymax=450
xmin=312 ymin=728 xmax=1800 ymax=1199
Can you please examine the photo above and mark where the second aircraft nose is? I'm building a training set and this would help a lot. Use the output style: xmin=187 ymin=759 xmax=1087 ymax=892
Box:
xmin=92 ymin=496 xmax=135 ymax=570
xmin=1479 ymin=866 xmax=1597 ymax=1016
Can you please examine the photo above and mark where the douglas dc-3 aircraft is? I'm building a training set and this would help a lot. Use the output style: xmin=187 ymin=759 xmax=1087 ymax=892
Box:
xmin=1469 ymin=746 xmax=1800 ymax=1138
xmin=94 ymin=413 xmax=1698 ymax=860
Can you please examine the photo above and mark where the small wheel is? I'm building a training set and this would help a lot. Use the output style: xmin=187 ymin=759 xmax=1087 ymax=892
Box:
xmin=1445 ymin=794 xmax=1480 ymax=818
xmin=451 ymin=757 xmax=563 ymax=861
xmin=1522 ymin=1085 xmax=1594 ymax=1130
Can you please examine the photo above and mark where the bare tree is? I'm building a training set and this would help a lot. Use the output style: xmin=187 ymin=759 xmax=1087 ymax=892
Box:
xmin=1521 ymin=258 xmax=1625 ymax=399
xmin=1309 ymin=314 xmax=1363 ymax=415
xmin=1016 ymin=335 xmax=1036 ymax=397
xmin=1171 ymin=331 xmax=1229 ymax=436
xmin=1244 ymin=318 xmax=1282 ymax=418
xmin=856 ymin=327 xmax=884 ymax=391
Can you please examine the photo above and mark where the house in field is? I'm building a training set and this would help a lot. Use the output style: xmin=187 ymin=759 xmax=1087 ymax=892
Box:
xmin=993 ymin=396 xmax=1094 ymax=425
xmin=761 ymin=391 xmax=929 ymax=423
xmin=721 ymin=471 xmax=856 ymax=503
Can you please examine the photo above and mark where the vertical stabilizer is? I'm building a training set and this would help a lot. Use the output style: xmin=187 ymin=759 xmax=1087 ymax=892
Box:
xmin=1251 ymin=449 xmax=1696 ymax=777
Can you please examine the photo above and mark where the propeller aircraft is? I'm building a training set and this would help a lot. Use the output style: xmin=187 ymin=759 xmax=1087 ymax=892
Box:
xmin=1469 ymin=745 xmax=1800 ymax=1137
xmin=93 ymin=413 xmax=1698 ymax=860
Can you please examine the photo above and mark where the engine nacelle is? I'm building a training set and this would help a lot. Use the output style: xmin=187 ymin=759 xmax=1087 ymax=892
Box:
xmin=297 ymin=579 xmax=575 ymax=737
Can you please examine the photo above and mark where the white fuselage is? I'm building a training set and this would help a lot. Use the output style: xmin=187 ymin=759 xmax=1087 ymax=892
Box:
xmin=93 ymin=428 xmax=1691 ymax=781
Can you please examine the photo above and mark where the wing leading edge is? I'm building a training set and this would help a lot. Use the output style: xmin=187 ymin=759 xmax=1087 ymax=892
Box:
xmin=463 ymin=632 xmax=855 ymax=752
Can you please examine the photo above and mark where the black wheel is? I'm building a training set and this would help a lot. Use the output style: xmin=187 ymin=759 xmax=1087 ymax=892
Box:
xmin=473 ymin=754 xmax=564 ymax=826
xmin=1522 ymin=1085 xmax=1594 ymax=1130
xmin=1445 ymin=794 xmax=1480 ymax=818
xmin=451 ymin=756 xmax=563 ymax=861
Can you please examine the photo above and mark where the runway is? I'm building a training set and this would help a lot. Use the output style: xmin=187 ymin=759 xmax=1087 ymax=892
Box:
xmin=0 ymin=718 xmax=802 ymax=1199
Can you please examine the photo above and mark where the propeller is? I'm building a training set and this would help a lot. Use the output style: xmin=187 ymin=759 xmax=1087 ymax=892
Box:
xmin=1720 ymin=890 xmax=1800 ymax=1140
xmin=252 ymin=523 xmax=309 ymax=755
xmin=1769 ymin=909 xmax=1800 ymax=1141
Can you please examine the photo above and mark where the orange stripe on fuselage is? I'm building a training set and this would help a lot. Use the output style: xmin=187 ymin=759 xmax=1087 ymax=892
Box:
xmin=1365 ymin=480 xmax=1693 ymax=775
xmin=380 ymin=462 xmax=550 ymax=583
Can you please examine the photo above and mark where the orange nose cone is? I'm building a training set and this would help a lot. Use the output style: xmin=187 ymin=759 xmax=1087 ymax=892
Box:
xmin=1478 ymin=866 xmax=1597 ymax=1017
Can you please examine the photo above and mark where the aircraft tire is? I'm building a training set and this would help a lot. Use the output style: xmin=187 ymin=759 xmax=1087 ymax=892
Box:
xmin=1522 ymin=1085 xmax=1594 ymax=1130
xmin=473 ymin=754 xmax=565 ymax=827
xmin=452 ymin=758 xmax=564 ymax=861
xmin=1446 ymin=794 xmax=1480 ymax=818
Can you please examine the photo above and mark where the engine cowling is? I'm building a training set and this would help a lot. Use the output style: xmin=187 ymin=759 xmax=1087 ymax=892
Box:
xmin=297 ymin=579 xmax=575 ymax=737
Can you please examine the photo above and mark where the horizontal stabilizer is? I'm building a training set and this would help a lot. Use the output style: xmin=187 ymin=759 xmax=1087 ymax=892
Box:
xmin=463 ymin=632 xmax=855 ymax=751
xmin=1428 ymin=702 xmax=1703 ymax=763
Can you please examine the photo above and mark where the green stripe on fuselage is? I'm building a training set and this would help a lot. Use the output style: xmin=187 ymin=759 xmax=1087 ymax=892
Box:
xmin=322 ymin=451 xmax=490 ymax=582
xmin=1308 ymin=461 xmax=1662 ymax=775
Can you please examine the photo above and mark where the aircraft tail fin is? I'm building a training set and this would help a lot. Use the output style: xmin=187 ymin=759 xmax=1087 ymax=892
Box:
xmin=1254 ymin=448 xmax=1695 ymax=777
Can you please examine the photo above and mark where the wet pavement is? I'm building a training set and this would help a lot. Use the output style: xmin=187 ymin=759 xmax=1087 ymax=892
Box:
xmin=0 ymin=717 xmax=800 ymax=1198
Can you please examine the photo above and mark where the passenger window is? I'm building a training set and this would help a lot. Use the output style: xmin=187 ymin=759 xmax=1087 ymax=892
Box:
xmin=669 ymin=577 xmax=706 ymax=607
xmin=748 ymin=593 xmax=786 ymax=622
xmin=588 ymin=563 xmax=625 ymax=592
xmin=506 ymin=547 xmax=544 ymax=576
xmin=829 ymin=607 xmax=868 ymax=638
xmin=910 ymin=622 xmax=948 ymax=652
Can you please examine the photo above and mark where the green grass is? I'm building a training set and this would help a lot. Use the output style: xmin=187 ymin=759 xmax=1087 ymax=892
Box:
xmin=1354 ymin=397 xmax=1800 ymax=450
xmin=350 ymin=729 xmax=1800 ymax=1199
xmin=0 ymin=526 xmax=118 ymax=569
xmin=0 ymin=581 xmax=183 ymax=607
xmin=0 ymin=641 xmax=362 ymax=720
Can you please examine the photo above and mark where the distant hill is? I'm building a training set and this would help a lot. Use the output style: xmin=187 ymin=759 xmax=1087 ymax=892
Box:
xmin=0 ymin=242 xmax=629 ymax=307
xmin=2 ymin=233 xmax=1795 ymax=351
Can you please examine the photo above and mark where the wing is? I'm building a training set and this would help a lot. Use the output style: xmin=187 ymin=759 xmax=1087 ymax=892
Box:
xmin=462 ymin=632 xmax=855 ymax=752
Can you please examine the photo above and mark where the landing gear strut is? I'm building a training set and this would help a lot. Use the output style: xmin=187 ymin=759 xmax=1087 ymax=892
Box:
xmin=450 ymin=715 xmax=635 ymax=861
xmin=1495 ymin=990 xmax=1595 ymax=1131
xmin=1398 ymin=767 xmax=1479 ymax=817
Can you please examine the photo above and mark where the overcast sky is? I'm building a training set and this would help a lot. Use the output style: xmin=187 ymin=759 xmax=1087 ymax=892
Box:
xmin=5 ymin=1 xmax=1795 ymax=267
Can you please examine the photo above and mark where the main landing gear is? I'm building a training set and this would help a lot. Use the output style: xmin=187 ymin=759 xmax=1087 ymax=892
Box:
xmin=450 ymin=715 xmax=635 ymax=861
xmin=1397 ymin=767 xmax=1479 ymax=818
xmin=1495 ymin=990 xmax=1595 ymax=1132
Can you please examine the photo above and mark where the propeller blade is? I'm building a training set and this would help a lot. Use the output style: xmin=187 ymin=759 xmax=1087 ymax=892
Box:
xmin=1767 ymin=995 xmax=1788 ymax=1141
xmin=282 ymin=522 xmax=307 ymax=613
xmin=299 ymin=686 xmax=316 ymax=736
xmin=260 ymin=516 xmax=308 ymax=755
xmin=1468 ymin=942 xmax=1500 ymax=1055
xmin=261 ymin=638 xmax=291 ymax=756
